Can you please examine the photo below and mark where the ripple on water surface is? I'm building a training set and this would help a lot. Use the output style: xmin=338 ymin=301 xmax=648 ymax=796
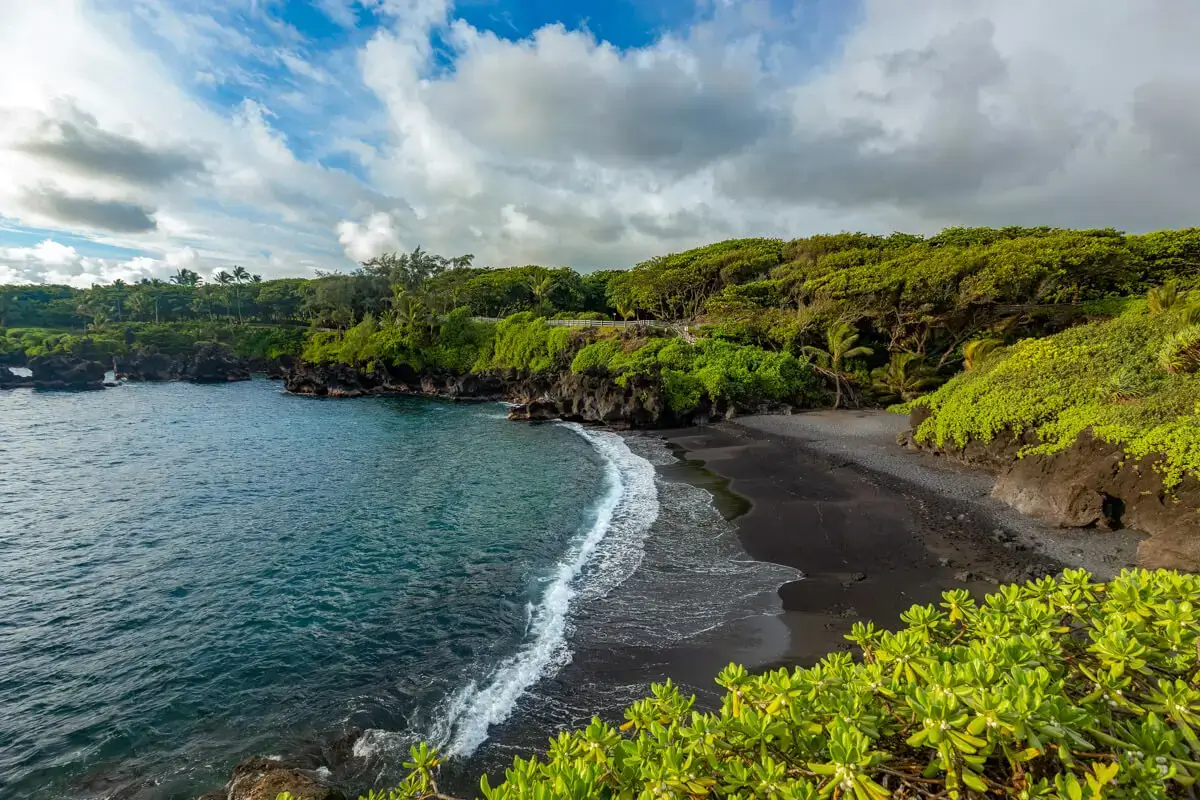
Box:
xmin=0 ymin=381 xmax=610 ymax=799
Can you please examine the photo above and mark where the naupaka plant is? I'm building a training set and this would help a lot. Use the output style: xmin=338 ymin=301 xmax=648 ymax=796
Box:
xmin=284 ymin=569 xmax=1199 ymax=800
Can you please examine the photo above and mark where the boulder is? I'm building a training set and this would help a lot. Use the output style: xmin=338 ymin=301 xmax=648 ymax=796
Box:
xmin=1 ymin=367 xmax=33 ymax=390
xmin=27 ymin=355 xmax=107 ymax=390
xmin=908 ymin=425 xmax=1200 ymax=572
xmin=199 ymin=756 xmax=345 ymax=800
xmin=182 ymin=343 xmax=251 ymax=383
xmin=284 ymin=361 xmax=379 ymax=397
xmin=115 ymin=349 xmax=182 ymax=381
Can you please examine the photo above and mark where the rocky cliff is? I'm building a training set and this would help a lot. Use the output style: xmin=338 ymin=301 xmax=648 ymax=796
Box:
xmin=115 ymin=345 xmax=289 ymax=382
xmin=282 ymin=360 xmax=751 ymax=428
xmin=904 ymin=408 xmax=1200 ymax=572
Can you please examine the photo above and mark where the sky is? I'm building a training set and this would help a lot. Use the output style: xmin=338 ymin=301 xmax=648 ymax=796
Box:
xmin=1 ymin=0 xmax=1200 ymax=287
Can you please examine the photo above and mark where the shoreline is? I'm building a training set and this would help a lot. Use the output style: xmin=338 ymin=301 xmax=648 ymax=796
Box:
xmin=659 ymin=410 xmax=1143 ymax=666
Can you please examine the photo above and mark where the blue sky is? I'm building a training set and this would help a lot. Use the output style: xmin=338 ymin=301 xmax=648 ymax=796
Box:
xmin=1 ymin=0 xmax=1198 ymax=286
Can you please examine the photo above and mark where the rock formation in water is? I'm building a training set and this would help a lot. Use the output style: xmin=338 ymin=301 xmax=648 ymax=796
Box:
xmin=0 ymin=367 xmax=34 ymax=390
xmin=196 ymin=756 xmax=345 ymax=800
xmin=902 ymin=408 xmax=1200 ymax=572
xmin=181 ymin=343 xmax=252 ymax=383
xmin=26 ymin=355 xmax=107 ymax=390
xmin=115 ymin=345 xmax=287 ymax=382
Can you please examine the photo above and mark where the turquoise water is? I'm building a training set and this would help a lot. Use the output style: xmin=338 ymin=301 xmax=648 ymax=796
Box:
xmin=0 ymin=380 xmax=661 ymax=799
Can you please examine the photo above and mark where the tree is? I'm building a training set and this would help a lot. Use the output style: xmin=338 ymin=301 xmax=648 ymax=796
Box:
xmin=108 ymin=279 xmax=128 ymax=322
xmin=360 ymin=246 xmax=475 ymax=294
xmin=230 ymin=266 xmax=250 ymax=322
xmin=170 ymin=268 xmax=202 ymax=287
xmin=803 ymin=321 xmax=873 ymax=408
xmin=871 ymin=352 xmax=938 ymax=402
xmin=1148 ymin=281 xmax=1183 ymax=315
xmin=213 ymin=270 xmax=235 ymax=320
xmin=0 ymin=292 xmax=14 ymax=327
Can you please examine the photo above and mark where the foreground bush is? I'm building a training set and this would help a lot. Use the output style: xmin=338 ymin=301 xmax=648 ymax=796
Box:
xmin=301 ymin=569 xmax=1200 ymax=800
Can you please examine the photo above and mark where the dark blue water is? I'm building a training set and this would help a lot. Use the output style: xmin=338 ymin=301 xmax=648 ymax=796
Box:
xmin=0 ymin=380 xmax=666 ymax=799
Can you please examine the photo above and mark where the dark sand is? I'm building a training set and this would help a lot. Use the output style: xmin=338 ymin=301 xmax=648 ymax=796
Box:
xmin=435 ymin=410 xmax=1146 ymax=796
xmin=662 ymin=411 xmax=1142 ymax=665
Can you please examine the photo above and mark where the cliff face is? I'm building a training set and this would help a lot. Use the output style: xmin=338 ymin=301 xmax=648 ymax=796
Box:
xmin=905 ymin=409 xmax=1200 ymax=572
xmin=115 ymin=346 xmax=289 ymax=382
xmin=282 ymin=361 xmax=751 ymax=428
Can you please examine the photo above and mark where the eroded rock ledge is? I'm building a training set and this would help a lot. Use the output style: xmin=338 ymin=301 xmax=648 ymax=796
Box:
xmin=282 ymin=360 xmax=789 ymax=429
xmin=903 ymin=408 xmax=1200 ymax=572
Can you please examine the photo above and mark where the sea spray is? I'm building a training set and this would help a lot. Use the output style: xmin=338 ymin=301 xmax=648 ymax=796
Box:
xmin=440 ymin=425 xmax=659 ymax=757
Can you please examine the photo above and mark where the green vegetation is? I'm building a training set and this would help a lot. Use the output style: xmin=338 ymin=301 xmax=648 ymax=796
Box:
xmin=910 ymin=299 xmax=1200 ymax=489
xmin=0 ymin=322 xmax=306 ymax=365
xmin=8 ymin=226 xmax=1200 ymax=465
xmin=568 ymin=334 xmax=822 ymax=414
xmin=281 ymin=568 xmax=1200 ymax=800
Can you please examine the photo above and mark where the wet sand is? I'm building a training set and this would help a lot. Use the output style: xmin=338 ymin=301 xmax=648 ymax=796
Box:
xmin=439 ymin=410 xmax=1145 ymax=795
xmin=662 ymin=411 xmax=1141 ymax=664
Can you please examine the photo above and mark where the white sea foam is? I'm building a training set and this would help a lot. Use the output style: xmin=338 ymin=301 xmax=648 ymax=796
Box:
xmin=436 ymin=424 xmax=660 ymax=757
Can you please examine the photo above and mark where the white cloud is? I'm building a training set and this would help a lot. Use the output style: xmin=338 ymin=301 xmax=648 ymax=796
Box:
xmin=337 ymin=211 xmax=406 ymax=262
xmin=0 ymin=238 xmax=180 ymax=287
xmin=4 ymin=0 xmax=1200 ymax=286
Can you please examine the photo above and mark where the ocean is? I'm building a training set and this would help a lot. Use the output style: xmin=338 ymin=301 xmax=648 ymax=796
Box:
xmin=0 ymin=378 xmax=796 ymax=799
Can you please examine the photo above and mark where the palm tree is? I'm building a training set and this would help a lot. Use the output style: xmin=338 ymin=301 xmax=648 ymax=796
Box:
xmin=213 ymin=271 xmax=235 ymax=320
xmin=871 ymin=352 xmax=938 ymax=402
xmin=803 ymin=321 xmax=873 ymax=408
xmin=1148 ymin=281 xmax=1183 ymax=315
xmin=108 ymin=279 xmax=128 ymax=321
xmin=250 ymin=274 xmax=262 ymax=283
xmin=963 ymin=338 xmax=1003 ymax=371
xmin=230 ymin=267 xmax=250 ymax=322
xmin=170 ymin=268 xmax=202 ymax=287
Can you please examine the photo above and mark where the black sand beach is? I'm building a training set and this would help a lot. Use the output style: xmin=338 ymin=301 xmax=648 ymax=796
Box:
xmin=664 ymin=411 xmax=1142 ymax=665
xmin=444 ymin=410 xmax=1145 ymax=795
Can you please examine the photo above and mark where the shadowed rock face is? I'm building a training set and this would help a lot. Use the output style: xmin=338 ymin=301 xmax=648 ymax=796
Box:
xmin=27 ymin=355 xmax=107 ymax=390
xmin=282 ymin=361 xmax=754 ymax=428
xmin=905 ymin=412 xmax=1200 ymax=572
xmin=116 ymin=344 xmax=261 ymax=382
xmin=182 ymin=343 xmax=251 ymax=383
xmin=115 ymin=350 xmax=180 ymax=381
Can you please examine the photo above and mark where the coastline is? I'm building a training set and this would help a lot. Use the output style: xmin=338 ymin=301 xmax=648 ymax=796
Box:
xmin=659 ymin=410 xmax=1143 ymax=666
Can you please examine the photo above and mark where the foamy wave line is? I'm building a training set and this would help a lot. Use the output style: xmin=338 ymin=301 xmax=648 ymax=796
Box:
xmin=437 ymin=424 xmax=659 ymax=757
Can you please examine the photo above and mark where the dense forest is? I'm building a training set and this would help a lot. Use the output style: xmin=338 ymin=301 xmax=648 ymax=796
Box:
xmin=4 ymin=225 xmax=1200 ymax=452
xmin=5 ymin=225 xmax=1200 ymax=405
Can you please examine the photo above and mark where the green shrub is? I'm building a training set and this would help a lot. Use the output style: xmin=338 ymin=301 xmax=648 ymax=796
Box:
xmin=912 ymin=310 xmax=1200 ymax=488
xmin=570 ymin=338 xmax=623 ymax=373
xmin=490 ymin=312 xmax=573 ymax=373
xmin=346 ymin=569 xmax=1200 ymax=800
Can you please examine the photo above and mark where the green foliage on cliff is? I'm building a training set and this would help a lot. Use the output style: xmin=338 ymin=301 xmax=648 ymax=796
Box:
xmin=324 ymin=568 xmax=1200 ymax=800
xmin=911 ymin=302 xmax=1200 ymax=488
xmin=489 ymin=313 xmax=573 ymax=373
xmin=569 ymin=335 xmax=822 ymax=414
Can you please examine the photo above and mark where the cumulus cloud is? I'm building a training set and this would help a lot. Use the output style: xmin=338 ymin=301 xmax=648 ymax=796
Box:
xmin=0 ymin=238 xmax=188 ymax=287
xmin=4 ymin=0 xmax=1200 ymax=284
xmin=337 ymin=211 xmax=407 ymax=262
